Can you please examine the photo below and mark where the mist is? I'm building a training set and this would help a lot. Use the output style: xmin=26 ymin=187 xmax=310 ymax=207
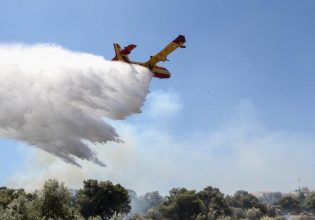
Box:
xmin=0 ymin=44 xmax=152 ymax=167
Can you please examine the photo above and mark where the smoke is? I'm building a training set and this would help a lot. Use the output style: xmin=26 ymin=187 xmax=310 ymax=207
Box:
xmin=6 ymin=97 xmax=315 ymax=195
xmin=0 ymin=44 xmax=152 ymax=167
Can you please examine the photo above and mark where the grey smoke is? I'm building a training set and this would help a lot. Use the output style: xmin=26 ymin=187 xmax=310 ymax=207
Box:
xmin=0 ymin=44 xmax=152 ymax=167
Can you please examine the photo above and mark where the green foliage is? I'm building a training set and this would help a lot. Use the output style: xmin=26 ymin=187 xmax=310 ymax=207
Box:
xmin=109 ymin=212 xmax=124 ymax=220
xmin=277 ymin=196 xmax=301 ymax=213
xmin=260 ymin=217 xmax=285 ymax=220
xmin=143 ymin=207 xmax=163 ymax=220
xmin=38 ymin=179 xmax=72 ymax=219
xmin=217 ymin=216 xmax=232 ymax=220
xmin=0 ymin=206 xmax=15 ymax=220
xmin=265 ymin=204 xmax=277 ymax=217
xmin=0 ymin=180 xmax=313 ymax=220
xmin=197 ymin=186 xmax=230 ymax=217
xmin=76 ymin=179 xmax=130 ymax=219
xmin=0 ymin=187 xmax=25 ymax=208
xmin=305 ymin=192 xmax=315 ymax=214
xmin=0 ymin=189 xmax=42 ymax=220
xmin=125 ymin=207 xmax=163 ymax=220
xmin=132 ymin=187 xmax=281 ymax=220
xmin=227 ymin=190 xmax=267 ymax=214
xmin=159 ymin=188 xmax=203 ymax=220
xmin=6 ymin=194 xmax=41 ymax=220
xmin=230 ymin=207 xmax=246 ymax=219
xmin=87 ymin=216 xmax=102 ymax=220
xmin=0 ymin=179 xmax=131 ymax=220
xmin=245 ymin=207 xmax=263 ymax=220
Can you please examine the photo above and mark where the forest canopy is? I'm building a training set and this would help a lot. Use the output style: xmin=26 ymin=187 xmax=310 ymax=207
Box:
xmin=0 ymin=179 xmax=314 ymax=220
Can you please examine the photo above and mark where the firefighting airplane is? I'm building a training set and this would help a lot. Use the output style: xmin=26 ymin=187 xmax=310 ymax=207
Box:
xmin=112 ymin=35 xmax=186 ymax=79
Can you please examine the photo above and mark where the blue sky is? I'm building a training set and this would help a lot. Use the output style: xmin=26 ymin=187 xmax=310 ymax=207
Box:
xmin=1 ymin=0 xmax=315 ymax=194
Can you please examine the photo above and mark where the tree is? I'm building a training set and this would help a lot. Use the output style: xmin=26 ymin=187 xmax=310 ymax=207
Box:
xmin=305 ymin=192 xmax=315 ymax=214
xmin=245 ymin=207 xmax=263 ymax=220
xmin=230 ymin=207 xmax=245 ymax=219
xmin=6 ymin=194 xmax=41 ymax=220
xmin=0 ymin=189 xmax=42 ymax=220
xmin=277 ymin=196 xmax=300 ymax=214
xmin=143 ymin=191 xmax=164 ymax=211
xmin=197 ymin=186 xmax=230 ymax=217
xmin=265 ymin=204 xmax=277 ymax=217
xmin=159 ymin=188 xmax=203 ymax=220
xmin=227 ymin=190 xmax=267 ymax=213
xmin=38 ymin=179 xmax=72 ymax=219
xmin=131 ymin=207 xmax=164 ymax=220
xmin=0 ymin=187 xmax=25 ymax=208
xmin=76 ymin=179 xmax=130 ymax=219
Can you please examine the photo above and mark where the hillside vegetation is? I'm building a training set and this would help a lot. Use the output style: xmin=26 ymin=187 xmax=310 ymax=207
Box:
xmin=1 ymin=179 xmax=315 ymax=220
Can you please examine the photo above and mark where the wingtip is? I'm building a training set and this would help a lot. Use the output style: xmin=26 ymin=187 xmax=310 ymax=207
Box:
xmin=173 ymin=35 xmax=186 ymax=44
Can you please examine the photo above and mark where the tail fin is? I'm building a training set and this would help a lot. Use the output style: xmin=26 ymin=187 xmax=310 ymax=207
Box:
xmin=112 ymin=43 xmax=136 ymax=62
xmin=112 ymin=43 xmax=123 ymax=61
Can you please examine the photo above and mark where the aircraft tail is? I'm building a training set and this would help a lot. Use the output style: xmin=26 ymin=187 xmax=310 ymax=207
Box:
xmin=112 ymin=43 xmax=136 ymax=62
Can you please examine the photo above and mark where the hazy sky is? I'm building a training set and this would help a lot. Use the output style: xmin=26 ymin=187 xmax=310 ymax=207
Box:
xmin=0 ymin=0 xmax=315 ymax=195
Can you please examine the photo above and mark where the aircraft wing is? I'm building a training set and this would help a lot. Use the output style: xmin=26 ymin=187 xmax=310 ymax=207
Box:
xmin=145 ymin=35 xmax=186 ymax=67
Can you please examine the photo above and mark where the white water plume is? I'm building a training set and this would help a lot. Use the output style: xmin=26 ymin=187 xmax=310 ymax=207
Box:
xmin=0 ymin=44 xmax=152 ymax=167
